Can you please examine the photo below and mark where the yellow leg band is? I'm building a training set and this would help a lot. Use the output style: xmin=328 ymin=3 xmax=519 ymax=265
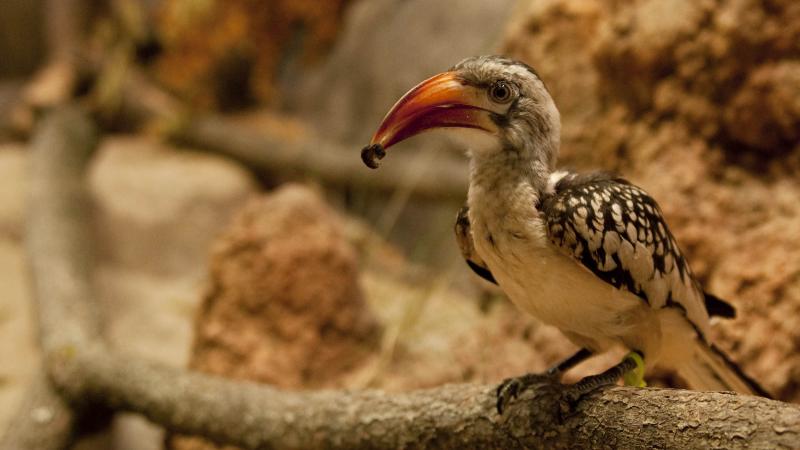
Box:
xmin=623 ymin=352 xmax=647 ymax=387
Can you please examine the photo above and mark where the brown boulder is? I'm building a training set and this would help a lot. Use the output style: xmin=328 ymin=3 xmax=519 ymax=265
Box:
xmin=88 ymin=136 xmax=257 ymax=280
xmin=724 ymin=62 xmax=800 ymax=152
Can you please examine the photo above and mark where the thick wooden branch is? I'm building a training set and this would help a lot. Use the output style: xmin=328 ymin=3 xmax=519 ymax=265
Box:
xmin=40 ymin=348 xmax=800 ymax=450
xmin=3 ymin=107 xmax=800 ymax=450
xmin=27 ymin=105 xmax=100 ymax=354
xmin=0 ymin=375 xmax=76 ymax=450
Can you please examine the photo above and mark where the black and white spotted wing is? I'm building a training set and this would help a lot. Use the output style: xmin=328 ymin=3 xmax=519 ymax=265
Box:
xmin=541 ymin=172 xmax=734 ymax=321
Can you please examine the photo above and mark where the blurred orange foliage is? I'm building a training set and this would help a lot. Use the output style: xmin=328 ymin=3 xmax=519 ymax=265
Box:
xmin=153 ymin=0 xmax=350 ymax=109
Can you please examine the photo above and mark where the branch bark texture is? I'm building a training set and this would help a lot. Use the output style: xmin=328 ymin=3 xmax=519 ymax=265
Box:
xmin=2 ymin=107 xmax=800 ymax=450
xmin=27 ymin=105 xmax=100 ymax=355
xmin=0 ymin=375 xmax=76 ymax=450
xmin=1 ymin=105 xmax=98 ymax=450
xmin=71 ymin=350 xmax=800 ymax=450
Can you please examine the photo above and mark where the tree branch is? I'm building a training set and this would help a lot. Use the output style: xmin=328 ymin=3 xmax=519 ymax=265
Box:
xmin=0 ymin=105 xmax=99 ymax=450
xmin=3 ymin=107 xmax=800 ymax=450
xmin=170 ymin=115 xmax=469 ymax=201
xmin=111 ymin=71 xmax=469 ymax=201
xmin=38 ymin=347 xmax=800 ymax=450
xmin=27 ymin=106 xmax=100 ymax=354
xmin=0 ymin=375 xmax=76 ymax=450
xmin=23 ymin=0 xmax=88 ymax=109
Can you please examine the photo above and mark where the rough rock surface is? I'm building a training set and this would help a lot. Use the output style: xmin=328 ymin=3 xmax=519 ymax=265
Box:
xmin=88 ymin=136 xmax=258 ymax=279
xmin=723 ymin=61 xmax=800 ymax=152
xmin=504 ymin=0 xmax=800 ymax=400
xmin=169 ymin=185 xmax=380 ymax=450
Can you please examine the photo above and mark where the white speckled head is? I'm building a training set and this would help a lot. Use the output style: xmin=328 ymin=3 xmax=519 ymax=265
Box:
xmin=449 ymin=55 xmax=561 ymax=170
xmin=362 ymin=55 xmax=561 ymax=175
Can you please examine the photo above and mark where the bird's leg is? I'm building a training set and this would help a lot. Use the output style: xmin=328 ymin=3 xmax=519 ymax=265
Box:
xmin=622 ymin=351 xmax=647 ymax=387
xmin=546 ymin=347 xmax=593 ymax=376
xmin=496 ymin=348 xmax=591 ymax=414
xmin=562 ymin=351 xmax=645 ymax=405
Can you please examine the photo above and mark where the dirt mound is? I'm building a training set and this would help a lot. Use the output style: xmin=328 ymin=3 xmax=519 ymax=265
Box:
xmin=169 ymin=184 xmax=380 ymax=450
xmin=189 ymin=184 xmax=379 ymax=387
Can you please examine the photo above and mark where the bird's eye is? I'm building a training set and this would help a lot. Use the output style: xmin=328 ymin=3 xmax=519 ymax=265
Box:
xmin=489 ymin=81 xmax=513 ymax=103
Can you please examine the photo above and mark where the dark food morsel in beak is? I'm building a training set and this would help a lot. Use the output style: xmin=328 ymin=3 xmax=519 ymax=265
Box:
xmin=361 ymin=143 xmax=386 ymax=169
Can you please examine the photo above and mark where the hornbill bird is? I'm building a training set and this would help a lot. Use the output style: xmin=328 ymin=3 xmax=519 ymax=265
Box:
xmin=360 ymin=55 xmax=770 ymax=414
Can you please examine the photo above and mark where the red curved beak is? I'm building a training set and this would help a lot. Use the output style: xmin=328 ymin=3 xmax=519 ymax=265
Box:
xmin=361 ymin=71 xmax=499 ymax=169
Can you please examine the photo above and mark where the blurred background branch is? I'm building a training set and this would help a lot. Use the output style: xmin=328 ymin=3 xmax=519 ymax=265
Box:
xmin=0 ymin=106 xmax=100 ymax=450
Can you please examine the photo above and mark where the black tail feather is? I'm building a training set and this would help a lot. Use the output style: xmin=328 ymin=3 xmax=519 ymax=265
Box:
xmin=704 ymin=292 xmax=736 ymax=319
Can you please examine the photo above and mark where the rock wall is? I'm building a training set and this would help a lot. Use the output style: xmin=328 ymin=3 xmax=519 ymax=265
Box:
xmin=89 ymin=136 xmax=257 ymax=280
xmin=504 ymin=0 xmax=800 ymax=400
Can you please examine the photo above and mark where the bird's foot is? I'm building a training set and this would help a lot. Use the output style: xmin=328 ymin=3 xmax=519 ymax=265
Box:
xmin=496 ymin=371 xmax=559 ymax=415
xmin=495 ymin=351 xmax=644 ymax=418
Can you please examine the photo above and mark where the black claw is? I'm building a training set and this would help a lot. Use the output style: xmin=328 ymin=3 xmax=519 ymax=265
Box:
xmin=554 ymin=389 xmax=579 ymax=421
xmin=361 ymin=144 xmax=386 ymax=169
xmin=496 ymin=379 xmax=521 ymax=415
xmin=561 ymin=386 xmax=584 ymax=409
xmin=495 ymin=372 xmax=559 ymax=415
xmin=495 ymin=358 xmax=632 ymax=419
